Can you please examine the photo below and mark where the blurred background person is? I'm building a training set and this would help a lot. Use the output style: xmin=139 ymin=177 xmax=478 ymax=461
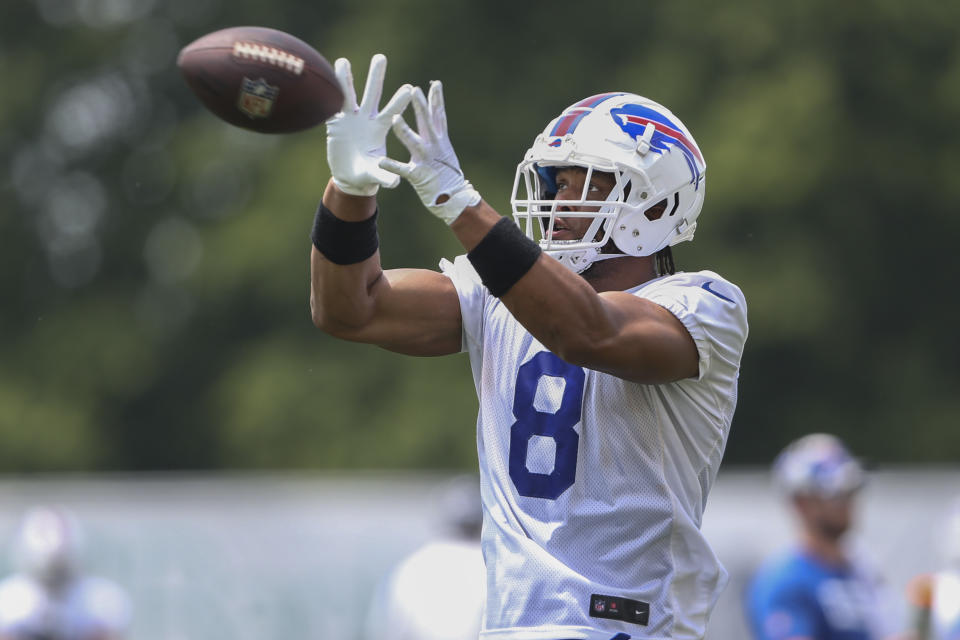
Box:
xmin=0 ymin=507 xmax=131 ymax=640
xmin=905 ymin=499 xmax=960 ymax=640
xmin=363 ymin=475 xmax=485 ymax=640
xmin=744 ymin=433 xmax=904 ymax=640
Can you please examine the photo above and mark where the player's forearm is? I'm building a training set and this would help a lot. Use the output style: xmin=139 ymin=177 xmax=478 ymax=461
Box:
xmin=451 ymin=202 xmax=618 ymax=361
xmin=506 ymin=256 xmax=620 ymax=366
xmin=452 ymin=203 xmax=696 ymax=382
xmin=321 ymin=178 xmax=377 ymax=222
xmin=309 ymin=180 xmax=384 ymax=334
xmin=309 ymin=248 xmax=383 ymax=333
xmin=505 ymin=273 xmax=697 ymax=382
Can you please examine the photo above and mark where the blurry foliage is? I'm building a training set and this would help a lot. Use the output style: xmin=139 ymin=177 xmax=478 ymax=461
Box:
xmin=0 ymin=0 xmax=958 ymax=471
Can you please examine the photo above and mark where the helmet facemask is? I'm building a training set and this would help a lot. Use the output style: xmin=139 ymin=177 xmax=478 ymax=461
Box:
xmin=511 ymin=162 xmax=631 ymax=273
xmin=509 ymin=93 xmax=706 ymax=274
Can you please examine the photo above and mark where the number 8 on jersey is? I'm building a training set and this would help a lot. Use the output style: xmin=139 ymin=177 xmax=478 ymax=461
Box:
xmin=509 ymin=351 xmax=585 ymax=500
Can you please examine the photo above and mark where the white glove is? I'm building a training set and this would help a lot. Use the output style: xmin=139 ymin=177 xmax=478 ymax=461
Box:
xmin=378 ymin=81 xmax=481 ymax=225
xmin=326 ymin=54 xmax=413 ymax=196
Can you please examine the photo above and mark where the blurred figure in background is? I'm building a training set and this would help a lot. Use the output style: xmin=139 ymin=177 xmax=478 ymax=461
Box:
xmin=745 ymin=433 xmax=903 ymax=640
xmin=363 ymin=475 xmax=485 ymax=640
xmin=905 ymin=499 xmax=960 ymax=640
xmin=0 ymin=507 xmax=130 ymax=640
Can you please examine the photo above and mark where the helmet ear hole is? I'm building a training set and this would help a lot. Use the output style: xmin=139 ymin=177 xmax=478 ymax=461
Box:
xmin=644 ymin=199 xmax=669 ymax=221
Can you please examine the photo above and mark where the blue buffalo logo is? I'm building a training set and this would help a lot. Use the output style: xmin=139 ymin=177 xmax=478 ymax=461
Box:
xmin=610 ymin=104 xmax=703 ymax=188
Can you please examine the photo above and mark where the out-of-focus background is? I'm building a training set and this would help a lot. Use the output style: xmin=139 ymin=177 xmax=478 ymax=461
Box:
xmin=0 ymin=470 xmax=957 ymax=640
xmin=1 ymin=0 xmax=958 ymax=638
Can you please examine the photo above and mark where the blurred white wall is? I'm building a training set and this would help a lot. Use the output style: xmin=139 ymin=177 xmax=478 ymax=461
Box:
xmin=0 ymin=468 xmax=954 ymax=640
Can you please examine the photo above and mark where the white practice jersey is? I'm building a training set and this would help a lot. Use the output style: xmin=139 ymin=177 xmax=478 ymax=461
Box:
xmin=931 ymin=569 xmax=960 ymax=640
xmin=364 ymin=539 xmax=486 ymax=640
xmin=441 ymin=256 xmax=748 ymax=640
xmin=0 ymin=574 xmax=130 ymax=640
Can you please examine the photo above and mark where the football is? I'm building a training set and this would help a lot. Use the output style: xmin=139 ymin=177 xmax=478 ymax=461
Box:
xmin=177 ymin=26 xmax=343 ymax=134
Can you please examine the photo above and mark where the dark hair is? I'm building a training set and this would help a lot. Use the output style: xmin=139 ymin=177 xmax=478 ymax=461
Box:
xmin=655 ymin=246 xmax=676 ymax=276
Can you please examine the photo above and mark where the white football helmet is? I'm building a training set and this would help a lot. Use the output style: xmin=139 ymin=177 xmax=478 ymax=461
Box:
xmin=13 ymin=506 xmax=83 ymax=588
xmin=511 ymin=92 xmax=706 ymax=273
xmin=773 ymin=434 xmax=865 ymax=498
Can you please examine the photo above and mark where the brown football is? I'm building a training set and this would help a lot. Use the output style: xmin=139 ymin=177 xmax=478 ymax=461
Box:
xmin=177 ymin=26 xmax=343 ymax=134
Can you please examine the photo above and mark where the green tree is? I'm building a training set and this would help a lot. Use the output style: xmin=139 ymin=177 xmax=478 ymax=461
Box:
xmin=1 ymin=0 xmax=958 ymax=471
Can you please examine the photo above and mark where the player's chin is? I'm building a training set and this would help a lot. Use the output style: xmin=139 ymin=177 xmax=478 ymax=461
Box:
xmin=547 ymin=225 xmax=584 ymax=241
xmin=818 ymin=520 xmax=851 ymax=541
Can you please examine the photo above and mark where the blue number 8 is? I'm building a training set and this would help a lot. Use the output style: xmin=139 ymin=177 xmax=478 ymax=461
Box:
xmin=508 ymin=352 xmax=585 ymax=499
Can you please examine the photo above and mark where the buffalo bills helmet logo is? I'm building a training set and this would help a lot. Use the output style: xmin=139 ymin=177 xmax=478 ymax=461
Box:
xmin=610 ymin=104 xmax=704 ymax=188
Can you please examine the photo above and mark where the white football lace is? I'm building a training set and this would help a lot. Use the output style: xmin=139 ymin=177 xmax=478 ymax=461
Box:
xmin=232 ymin=42 xmax=305 ymax=75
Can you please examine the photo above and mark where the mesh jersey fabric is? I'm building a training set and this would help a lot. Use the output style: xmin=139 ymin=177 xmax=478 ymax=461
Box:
xmin=440 ymin=255 xmax=748 ymax=640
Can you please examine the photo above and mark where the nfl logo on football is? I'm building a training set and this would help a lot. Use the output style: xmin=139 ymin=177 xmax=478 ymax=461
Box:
xmin=237 ymin=77 xmax=279 ymax=119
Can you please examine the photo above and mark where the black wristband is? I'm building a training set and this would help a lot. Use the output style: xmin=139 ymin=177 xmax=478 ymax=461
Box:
xmin=311 ymin=202 xmax=379 ymax=265
xmin=467 ymin=218 xmax=542 ymax=297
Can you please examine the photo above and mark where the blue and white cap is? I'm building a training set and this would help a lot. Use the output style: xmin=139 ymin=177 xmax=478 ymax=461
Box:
xmin=13 ymin=506 xmax=83 ymax=588
xmin=773 ymin=433 xmax=865 ymax=497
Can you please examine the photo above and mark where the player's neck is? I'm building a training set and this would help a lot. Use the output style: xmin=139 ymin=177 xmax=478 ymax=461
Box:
xmin=582 ymin=255 xmax=658 ymax=293
xmin=801 ymin=530 xmax=848 ymax=567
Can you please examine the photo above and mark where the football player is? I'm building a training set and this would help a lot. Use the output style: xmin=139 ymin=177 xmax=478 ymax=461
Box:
xmin=363 ymin=475 xmax=485 ymax=640
xmin=744 ymin=434 xmax=904 ymax=640
xmin=311 ymin=53 xmax=748 ymax=640
xmin=905 ymin=499 xmax=960 ymax=640
xmin=0 ymin=507 xmax=131 ymax=640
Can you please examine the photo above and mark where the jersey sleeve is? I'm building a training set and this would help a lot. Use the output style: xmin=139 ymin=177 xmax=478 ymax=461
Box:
xmin=638 ymin=272 xmax=748 ymax=383
xmin=439 ymin=255 xmax=488 ymax=353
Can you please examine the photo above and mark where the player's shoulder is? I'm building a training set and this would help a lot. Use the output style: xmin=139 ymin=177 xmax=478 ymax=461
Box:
xmin=754 ymin=548 xmax=813 ymax=582
xmin=843 ymin=545 xmax=890 ymax=585
xmin=634 ymin=269 xmax=745 ymax=306
xmin=0 ymin=575 xmax=45 ymax=624
xmin=0 ymin=574 xmax=41 ymax=598
xmin=0 ymin=574 xmax=29 ymax=593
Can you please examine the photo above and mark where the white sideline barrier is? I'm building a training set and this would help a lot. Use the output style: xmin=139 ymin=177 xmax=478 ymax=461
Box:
xmin=0 ymin=468 xmax=954 ymax=640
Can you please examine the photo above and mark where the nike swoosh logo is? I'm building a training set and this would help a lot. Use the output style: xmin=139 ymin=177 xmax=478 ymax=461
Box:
xmin=701 ymin=280 xmax=735 ymax=303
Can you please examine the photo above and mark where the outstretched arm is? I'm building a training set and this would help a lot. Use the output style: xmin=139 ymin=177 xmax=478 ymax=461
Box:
xmin=310 ymin=181 xmax=462 ymax=356
xmin=380 ymin=82 xmax=698 ymax=383
xmin=447 ymin=199 xmax=697 ymax=383
xmin=309 ymin=55 xmax=462 ymax=357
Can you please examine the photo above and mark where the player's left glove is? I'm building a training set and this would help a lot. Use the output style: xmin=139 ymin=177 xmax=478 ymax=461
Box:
xmin=378 ymin=81 xmax=481 ymax=225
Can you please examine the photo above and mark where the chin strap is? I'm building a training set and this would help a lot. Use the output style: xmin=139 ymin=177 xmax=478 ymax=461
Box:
xmin=546 ymin=248 xmax=631 ymax=274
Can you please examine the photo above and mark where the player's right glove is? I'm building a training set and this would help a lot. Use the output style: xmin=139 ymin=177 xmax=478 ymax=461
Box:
xmin=325 ymin=54 xmax=413 ymax=196
xmin=378 ymin=81 xmax=481 ymax=225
